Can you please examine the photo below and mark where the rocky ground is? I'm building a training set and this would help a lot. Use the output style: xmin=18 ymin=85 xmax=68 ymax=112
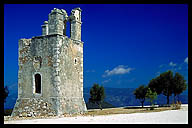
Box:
xmin=4 ymin=104 xmax=188 ymax=124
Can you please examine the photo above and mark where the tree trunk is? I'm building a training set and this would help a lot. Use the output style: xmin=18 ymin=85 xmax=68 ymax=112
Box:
xmin=167 ymin=95 xmax=169 ymax=105
xmin=141 ymin=101 xmax=144 ymax=108
xmin=174 ymin=94 xmax=176 ymax=104
xmin=99 ymin=103 xmax=102 ymax=110
xmin=97 ymin=101 xmax=102 ymax=110
xmin=177 ymin=95 xmax=180 ymax=102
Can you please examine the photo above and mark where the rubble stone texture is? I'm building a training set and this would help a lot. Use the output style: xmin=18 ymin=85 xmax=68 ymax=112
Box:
xmin=11 ymin=7 xmax=87 ymax=117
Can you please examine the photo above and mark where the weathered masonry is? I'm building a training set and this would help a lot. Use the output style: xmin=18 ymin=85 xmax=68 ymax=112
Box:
xmin=11 ymin=8 xmax=87 ymax=117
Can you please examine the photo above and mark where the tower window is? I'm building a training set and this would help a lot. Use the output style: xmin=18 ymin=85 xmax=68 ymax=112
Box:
xmin=74 ymin=58 xmax=77 ymax=65
xmin=35 ymin=73 xmax=41 ymax=94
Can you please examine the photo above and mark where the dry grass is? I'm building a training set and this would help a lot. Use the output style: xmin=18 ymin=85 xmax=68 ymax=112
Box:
xmin=82 ymin=107 xmax=173 ymax=116
xmin=4 ymin=107 xmax=173 ymax=121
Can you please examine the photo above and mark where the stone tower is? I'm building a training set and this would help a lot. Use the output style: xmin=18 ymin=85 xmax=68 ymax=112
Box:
xmin=11 ymin=8 xmax=87 ymax=117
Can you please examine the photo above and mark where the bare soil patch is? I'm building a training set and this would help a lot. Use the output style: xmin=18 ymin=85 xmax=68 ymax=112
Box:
xmin=4 ymin=106 xmax=174 ymax=121
xmin=83 ymin=106 xmax=172 ymax=116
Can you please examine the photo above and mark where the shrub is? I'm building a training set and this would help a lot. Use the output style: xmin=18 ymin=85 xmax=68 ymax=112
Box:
xmin=4 ymin=109 xmax=13 ymax=116
xmin=171 ymin=101 xmax=182 ymax=110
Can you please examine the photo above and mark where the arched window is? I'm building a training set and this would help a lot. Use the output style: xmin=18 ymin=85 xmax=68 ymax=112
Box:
xmin=35 ymin=73 xmax=41 ymax=94
xmin=74 ymin=58 xmax=77 ymax=65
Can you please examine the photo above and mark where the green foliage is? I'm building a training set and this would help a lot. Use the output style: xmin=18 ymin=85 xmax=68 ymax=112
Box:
xmin=4 ymin=109 xmax=13 ymax=116
xmin=148 ymin=70 xmax=187 ymax=105
xmin=133 ymin=85 xmax=148 ymax=107
xmin=4 ymin=86 xmax=9 ymax=103
xmin=148 ymin=76 xmax=162 ymax=95
xmin=172 ymin=72 xmax=187 ymax=103
xmin=160 ymin=70 xmax=174 ymax=97
xmin=89 ymin=83 xmax=106 ymax=110
xmin=145 ymin=88 xmax=157 ymax=107
xmin=158 ymin=70 xmax=173 ymax=104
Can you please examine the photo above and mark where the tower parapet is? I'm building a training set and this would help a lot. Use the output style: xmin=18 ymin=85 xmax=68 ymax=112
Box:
xmin=61 ymin=9 xmax=68 ymax=36
xmin=41 ymin=21 xmax=48 ymax=36
xmin=70 ymin=8 xmax=82 ymax=41
xmin=48 ymin=8 xmax=65 ymax=35
xmin=41 ymin=8 xmax=82 ymax=41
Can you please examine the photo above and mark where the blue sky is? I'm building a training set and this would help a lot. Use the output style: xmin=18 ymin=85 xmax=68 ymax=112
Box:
xmin=4 ymin=4 xmax=188 ymax=88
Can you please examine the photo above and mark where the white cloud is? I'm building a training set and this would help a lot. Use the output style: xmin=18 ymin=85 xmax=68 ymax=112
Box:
xmin=184 ymin=57 xmax=188 ymax=64
xmin=102 ymin=79 xmax=111 ymax=84
xmin=178 ymin=66 xmax=182 ymax=70
xmin=159 ymin=64 xmax=164 ymax=68
xmin=155 ymin=71 xmax=161 ymax=76
xmin=157 ymin=58 xmax=188 ymax=78
xmin=102 ymin=65 xmax=134 ymax=77
xmin=169 ymin=61 xmax=176 ymax=67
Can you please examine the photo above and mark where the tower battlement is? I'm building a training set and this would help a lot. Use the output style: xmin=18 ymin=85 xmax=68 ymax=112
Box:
xmin=38 ymin=8 xmax=82 ymax=42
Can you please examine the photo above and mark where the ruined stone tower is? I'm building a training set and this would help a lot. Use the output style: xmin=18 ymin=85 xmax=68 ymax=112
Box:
xmin=11 ymin=8 xmax=87 ymax=117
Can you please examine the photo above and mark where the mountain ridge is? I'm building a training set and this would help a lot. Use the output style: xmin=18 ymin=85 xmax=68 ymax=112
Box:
xmin=4 ymin=84 xmax=188 ymax=109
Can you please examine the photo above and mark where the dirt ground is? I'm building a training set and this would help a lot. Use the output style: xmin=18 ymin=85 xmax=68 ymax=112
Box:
xmin=4 ymin=105 xmax=188 ymax=124
xmin=4 ymin=105 xmax=175 ymax=121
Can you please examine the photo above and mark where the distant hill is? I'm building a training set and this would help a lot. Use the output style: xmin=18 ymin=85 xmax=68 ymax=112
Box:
xmin=4 ymin=84 xmax=188 ymax=109
xmin=4 ymin=83 xmax=18 ymax=109
xmin=83 ymin=87 xmax=188 ymax=107
xmin=84 ymin=87 xmax=141 ymax=107
xmin=86 ymin=101 xmax=115 ymax=109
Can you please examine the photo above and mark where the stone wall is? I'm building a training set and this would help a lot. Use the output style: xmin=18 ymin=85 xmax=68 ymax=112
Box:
xmin=17 ymin=35 xmax=57 ymax=99
xmin=11 ymin=98 xmax=56 ymax=117
xmin=12 ymin=7 xmax=87 ymax=117
xmin=57 ymin=35 xmax=86 ymax=114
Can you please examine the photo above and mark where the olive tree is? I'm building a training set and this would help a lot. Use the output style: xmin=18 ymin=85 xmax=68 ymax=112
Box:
xmin=89 ymin=83 xmax=106 ymax=110
xmin=134 ymin=85 xmax=148 ymax=108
